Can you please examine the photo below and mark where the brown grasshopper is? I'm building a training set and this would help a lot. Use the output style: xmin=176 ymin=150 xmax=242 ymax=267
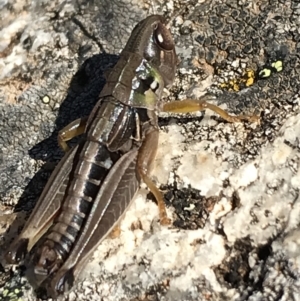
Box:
xmin=4 ymin=15 xmax=258 ymax=297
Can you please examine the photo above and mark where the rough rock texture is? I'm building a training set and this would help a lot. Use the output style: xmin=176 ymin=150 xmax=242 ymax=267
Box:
xmin=0 ymin=0 xmax=300 ymax=300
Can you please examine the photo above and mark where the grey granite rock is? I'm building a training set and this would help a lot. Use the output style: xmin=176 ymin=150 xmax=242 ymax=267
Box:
xmin=0 ymin=0 xmax=300 ymax=300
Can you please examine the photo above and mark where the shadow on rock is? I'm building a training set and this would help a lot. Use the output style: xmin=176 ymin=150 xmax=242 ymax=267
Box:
xmin=3 ymin=52 xmax=119 ymax=242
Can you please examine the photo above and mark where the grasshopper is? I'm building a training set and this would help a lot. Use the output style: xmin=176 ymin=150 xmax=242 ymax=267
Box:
xmin=4 ymin=15 xmax=258 ymax=297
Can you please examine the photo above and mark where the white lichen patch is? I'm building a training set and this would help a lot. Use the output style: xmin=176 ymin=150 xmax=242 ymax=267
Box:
xmin=209 ymin=197 xmax=232 ymax=224
xmin=152 ymin=124 xmax=185 ymax=184
xmin=0 ymin=15 xmax=29 ymax=52
xmin=177 ymin=140 xmax=229 ymax=196
xmin=83 ymin=191 xmax=227 ymax=300
xmin=0 ymin=15 xmax=30 ymax=80
xmin=229 ymin=162 xmax=258 ymax=189
xmin=223 ymin=113 xmax=300 ymax=245
xmin=271 ymin=141 xmax=292 ymax=166
xmin=0 ymin=8 xmax=70 ymax=83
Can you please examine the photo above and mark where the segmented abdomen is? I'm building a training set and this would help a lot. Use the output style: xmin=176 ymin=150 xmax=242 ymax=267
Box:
xmin=47 ymin=142 xmax=114 ymax=257
xmin=33 ymin=100 xmax=137 ymax=276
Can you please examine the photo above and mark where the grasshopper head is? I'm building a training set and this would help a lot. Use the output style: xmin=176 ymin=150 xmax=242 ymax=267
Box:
xmin=124 ymin=15 xmax=177 ymax=88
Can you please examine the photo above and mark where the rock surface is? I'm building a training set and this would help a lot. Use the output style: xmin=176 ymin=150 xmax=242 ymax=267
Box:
xmin=0 ymin=0 xmax=300 ymax=300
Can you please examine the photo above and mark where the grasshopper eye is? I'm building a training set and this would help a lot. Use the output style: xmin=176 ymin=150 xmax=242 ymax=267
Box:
xmin=154 ymin=23 xmax=174 ymax=51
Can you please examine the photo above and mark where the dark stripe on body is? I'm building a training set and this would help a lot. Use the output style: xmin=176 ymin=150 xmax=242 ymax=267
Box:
xmin=34 ymin=101 xmax=137 ymax=275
